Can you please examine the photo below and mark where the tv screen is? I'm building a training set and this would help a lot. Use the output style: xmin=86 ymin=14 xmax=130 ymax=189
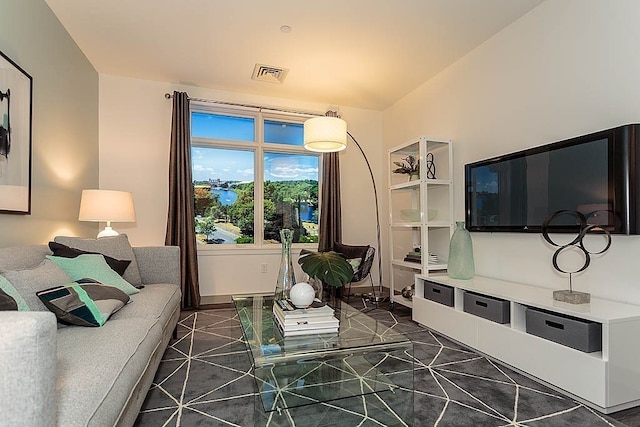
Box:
xmin=465 ymin=124 xmax=640 ymax=234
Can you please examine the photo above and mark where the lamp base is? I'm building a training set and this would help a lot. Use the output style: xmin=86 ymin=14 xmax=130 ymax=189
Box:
xmin=97 ymin=226 xmax=120 ymax=239
xmin=363 ymin=289 xmax=389 ymax=306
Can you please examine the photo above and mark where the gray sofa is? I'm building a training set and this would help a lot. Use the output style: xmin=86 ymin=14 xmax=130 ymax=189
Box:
xmin=0 ymin=237 xmax=182 ymax=427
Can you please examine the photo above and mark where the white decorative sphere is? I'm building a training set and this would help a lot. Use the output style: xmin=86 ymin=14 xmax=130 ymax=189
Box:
xmin=289 ymin=282 xmax=316 ymax=308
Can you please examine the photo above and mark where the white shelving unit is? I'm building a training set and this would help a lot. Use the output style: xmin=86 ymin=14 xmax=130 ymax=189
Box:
xmin=413 ymin=274 xmax=640 ymax=413
xmin=388 ymin=136 xmax=453 ymax=309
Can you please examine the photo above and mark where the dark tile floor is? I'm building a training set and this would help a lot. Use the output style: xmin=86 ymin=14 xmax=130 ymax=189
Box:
xmin=135 ymin=299 xmax=637 ymax=426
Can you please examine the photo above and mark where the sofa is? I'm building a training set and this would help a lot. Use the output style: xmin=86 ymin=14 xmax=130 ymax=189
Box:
xmin=0 ymin=235 xmax=182 ymax=427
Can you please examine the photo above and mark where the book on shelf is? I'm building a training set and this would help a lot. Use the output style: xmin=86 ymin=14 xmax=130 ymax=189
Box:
xmin=403 ymin=256 xmax=421 ymax=264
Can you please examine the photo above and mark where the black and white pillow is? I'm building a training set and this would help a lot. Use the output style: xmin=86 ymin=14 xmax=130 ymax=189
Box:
xmin=36 ymin=279 xmax=130 ymax=327
xmin=48 ymin=241 xmax=131 ymax=277
xmin=0 ymin=288 xmax=18 ymax=311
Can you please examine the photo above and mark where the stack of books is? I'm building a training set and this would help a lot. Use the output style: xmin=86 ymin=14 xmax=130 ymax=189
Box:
xmin=403 ymin=251 xmax=422 ymax=264
xmin=273 ymin=299 xmax=339 ymax=337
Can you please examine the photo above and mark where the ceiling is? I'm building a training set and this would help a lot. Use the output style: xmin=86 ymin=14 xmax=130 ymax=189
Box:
xmin=43 ymin=0 xmax=544 ymax=111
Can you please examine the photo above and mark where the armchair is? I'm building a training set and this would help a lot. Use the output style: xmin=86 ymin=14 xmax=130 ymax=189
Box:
xmin=332 ymin=242 xmax=376 ymax=303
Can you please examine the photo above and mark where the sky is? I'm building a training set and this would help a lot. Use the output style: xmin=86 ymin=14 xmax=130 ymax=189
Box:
xmin=191 ymin=147 xmax=318 ymax=182
xmin=191 ymin=112 xmax=318 ymax=182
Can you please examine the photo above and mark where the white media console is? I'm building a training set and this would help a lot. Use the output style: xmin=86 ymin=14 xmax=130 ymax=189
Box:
xmin=413 ymin=274 xmax=640 ymax=414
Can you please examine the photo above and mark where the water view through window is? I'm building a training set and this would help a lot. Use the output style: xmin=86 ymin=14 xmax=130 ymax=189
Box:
xmin=191 ymin=112 xmax=319 ymax=245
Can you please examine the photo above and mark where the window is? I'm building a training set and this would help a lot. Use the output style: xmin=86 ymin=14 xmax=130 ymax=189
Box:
xmin=191 ymin=107 xmax=320 ymax=246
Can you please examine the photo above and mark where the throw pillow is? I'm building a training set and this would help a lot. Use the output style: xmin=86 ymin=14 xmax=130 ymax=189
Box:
xmin=333 ymin=242 xmax=370 ymax=272
xmin=48 ymin=241 xmax=131 ymax=277
xmin=2 ymin=260 xmax=73 ymax=311
xmin=54 ymin=234 xmax=142 ymax=285
xmin=0 ymin=288 xmax=18 ymax=310
xmin=346 ymin=258 xmax=362 ymax=273
xmin=37 ymin=279 xmax=130 ymax=327
xmin=46 ymin=254 xmax=140 ymax=295
xmin=0 ymin=274 xmax=29 ymax=311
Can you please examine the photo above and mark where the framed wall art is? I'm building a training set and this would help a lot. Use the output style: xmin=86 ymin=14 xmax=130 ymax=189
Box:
xmin=0 ymin=50 xmax=32 ymax=214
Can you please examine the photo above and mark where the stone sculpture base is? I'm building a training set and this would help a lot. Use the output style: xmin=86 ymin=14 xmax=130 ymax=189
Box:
xmin=553 ymin=290 xmax=591 ymax=304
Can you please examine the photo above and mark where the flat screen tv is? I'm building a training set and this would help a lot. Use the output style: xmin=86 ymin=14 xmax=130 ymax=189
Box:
xmin=465 ymin=124 xmax=640 ymax=234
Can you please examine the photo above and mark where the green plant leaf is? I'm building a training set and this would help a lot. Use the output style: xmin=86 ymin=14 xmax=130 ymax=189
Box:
xmin=298 ymin=249 xmax=354 ymax=288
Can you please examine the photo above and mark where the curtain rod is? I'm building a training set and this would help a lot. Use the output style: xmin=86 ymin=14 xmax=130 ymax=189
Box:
xmin=164 ymin=93 xmax=326 ymax=118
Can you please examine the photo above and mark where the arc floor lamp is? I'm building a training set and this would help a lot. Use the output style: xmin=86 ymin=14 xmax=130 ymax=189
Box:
xmin=303 ymin=112 xmax=386 ymax=305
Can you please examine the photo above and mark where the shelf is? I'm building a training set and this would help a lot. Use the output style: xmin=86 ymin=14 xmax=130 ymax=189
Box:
xmin=422 ymin=274 xmax=640 ymax=324
xmin=390 ymin=181 xmax=421 ymax=191
xmin=391 ymin=259 xmax=423 ymax=270
xmin=427 ymin=263 xmax=448 ymax=271
xmin=388 ymin=135 xmax=453 ymax=306
xmin=391 ymin=294 xmax=414 ymax=309
xmin=425 ymin=179 xmax=451 ymax=186
xmin=425 ymin=221 xmax=450 ymax=228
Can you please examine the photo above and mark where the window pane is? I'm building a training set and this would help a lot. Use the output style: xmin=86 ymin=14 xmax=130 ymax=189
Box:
xmin=192 ymin=146 xmax=255 ymax=244
xmin=264 ymin=120 xmax=303 ymax=146
xmin=263 ymin=152 xmax=319 ymax=243
xmin=192 ymin=112 xmax=255 ymax=142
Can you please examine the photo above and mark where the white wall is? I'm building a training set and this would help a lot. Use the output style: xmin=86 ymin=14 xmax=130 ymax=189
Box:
xmin=383 ymin=0 xmax=640 ymax=305
xmin=99 ymin=74 xmax=384 ymax=298
xmin=0 ymin=0 xmax=98 ymax=247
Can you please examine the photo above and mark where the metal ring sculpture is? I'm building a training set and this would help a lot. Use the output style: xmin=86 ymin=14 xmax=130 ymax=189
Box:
xmin=541 ymin=210 xmax=611 ymax=274
xmin=425 ymin=152 xmax=436 ymax=179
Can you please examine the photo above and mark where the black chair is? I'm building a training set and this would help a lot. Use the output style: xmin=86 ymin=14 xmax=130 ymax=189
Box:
xmin=332 ymin=242 xmax=376 ymax=303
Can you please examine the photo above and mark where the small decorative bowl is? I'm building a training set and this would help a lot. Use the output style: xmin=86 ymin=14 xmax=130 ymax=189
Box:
xmin=400 ymin=209 xmax=421 ymax=222
xmin=428 ymin=209 xmax=438 ymax=221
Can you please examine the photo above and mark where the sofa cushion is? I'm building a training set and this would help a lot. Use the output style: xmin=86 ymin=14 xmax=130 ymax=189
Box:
xmin=2 ymin=260 xmax=72 ymax=311
xmin=0 ymin=311 xmax=57 ymax=427
xmin=48 ymin=241 xmax=131 ymax=277
xmin=37 ymin=279 xmax=130 ymax=327
xmin=111 ymin=284 xmax=181 ymax=329
xmin=0 ymin=274 xmax=28 ymax=311
xmin=54 ymin=234 xmax=143 ymax=285
xmin=55 ymin=318 xmax=163 ymax=426
xmin=0 ymin=245 xmax=51 ymax=271
xmin=46 ymin=254 xmax=140 ymax=295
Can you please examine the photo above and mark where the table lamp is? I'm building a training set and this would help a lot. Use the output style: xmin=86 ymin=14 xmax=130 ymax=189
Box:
xmin=79 ymin=189 xmax=136 ymax=238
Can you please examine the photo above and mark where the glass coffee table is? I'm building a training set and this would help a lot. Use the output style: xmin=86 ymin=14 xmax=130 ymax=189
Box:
xmin=233 ymin=294 xmax=414 ymax=426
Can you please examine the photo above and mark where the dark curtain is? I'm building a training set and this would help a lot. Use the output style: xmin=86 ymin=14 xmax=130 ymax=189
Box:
xmin=165 ymin=91 xmax=201 ymax=309
xmin=318 ymin=152 xmax=342 ymax=251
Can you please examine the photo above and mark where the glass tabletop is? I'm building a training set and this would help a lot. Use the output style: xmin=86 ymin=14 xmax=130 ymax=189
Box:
xmin=233 ymin=294 xmax=411 ymax=366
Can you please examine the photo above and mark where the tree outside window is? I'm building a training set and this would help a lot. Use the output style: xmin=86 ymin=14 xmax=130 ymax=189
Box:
xmin=191 ymin=109 xmax=319 ymax=245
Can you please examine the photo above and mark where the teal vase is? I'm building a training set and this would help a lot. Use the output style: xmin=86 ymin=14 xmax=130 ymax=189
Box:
xmin=447 ymin=222 xmax=475 ymax=279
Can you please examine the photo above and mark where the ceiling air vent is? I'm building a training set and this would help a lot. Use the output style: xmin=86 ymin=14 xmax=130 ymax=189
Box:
xmin=252 ymin=64 xmax=289 ymax=84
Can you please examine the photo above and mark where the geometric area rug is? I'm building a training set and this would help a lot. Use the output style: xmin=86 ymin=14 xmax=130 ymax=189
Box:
xmin=134 ymin=302 xmax=626 ymax=427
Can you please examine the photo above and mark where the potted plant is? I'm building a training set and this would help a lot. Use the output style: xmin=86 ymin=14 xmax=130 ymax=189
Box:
xmin=297 ymin=249 xmax=354 ymax=288
xmin=392 ymin=155 xmax=420 ymax=181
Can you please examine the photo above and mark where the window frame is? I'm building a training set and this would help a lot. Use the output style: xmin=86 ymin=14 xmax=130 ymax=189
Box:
xmin=190 ymin=103 xmax=322 ymax=252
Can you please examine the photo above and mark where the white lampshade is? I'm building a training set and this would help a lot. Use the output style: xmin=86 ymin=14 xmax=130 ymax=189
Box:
xmin=79 ymin=189 xmax=136 ymax=238
xmin=303 ymin=116 xmax=347 ymax=153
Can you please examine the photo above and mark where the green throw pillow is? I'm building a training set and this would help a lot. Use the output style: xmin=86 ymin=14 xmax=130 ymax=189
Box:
xmin=37 ymin=278 xmax=130 ymax=327
xmin=46 ymin=254 xmax=140 ymax=295
xmin=0 ymin=274 xmax=29 ymax=311
xmin=347 ymin=258 xmax=362 ymax=273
